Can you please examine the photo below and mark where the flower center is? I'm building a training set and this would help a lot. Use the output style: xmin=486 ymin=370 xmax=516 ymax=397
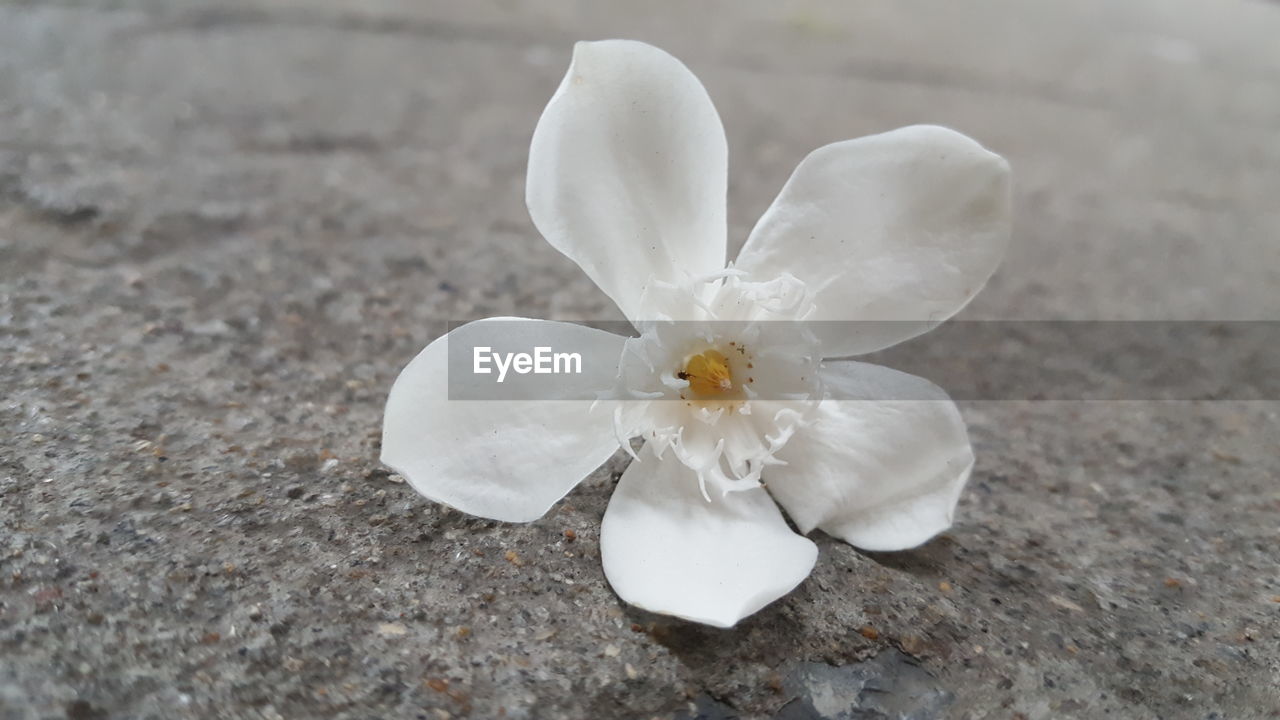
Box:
xmin=678 ymin=349 xmax=735 ymax=397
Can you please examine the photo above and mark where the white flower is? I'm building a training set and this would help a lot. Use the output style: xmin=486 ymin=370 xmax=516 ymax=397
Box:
xmin=382 ymin=40 xmax=1011 ymax=628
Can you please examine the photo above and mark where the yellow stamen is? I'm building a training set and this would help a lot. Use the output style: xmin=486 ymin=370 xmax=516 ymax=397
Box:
xmin=679 ymin=349 xmax=734 ymax=396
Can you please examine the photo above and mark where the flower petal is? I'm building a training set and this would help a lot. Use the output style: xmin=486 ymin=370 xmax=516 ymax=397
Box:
xmin=735 ymin=125 xmax=1012 ymax=356
xmin=527 ymin=40 xmax=728 ymax=322
xmin=381 ymin=318 xmax=626 ymax=522
xmin=764 ymin=361 xmax=974 ymax=552
xmin=600 ymin=450 xmax=817 ymax=628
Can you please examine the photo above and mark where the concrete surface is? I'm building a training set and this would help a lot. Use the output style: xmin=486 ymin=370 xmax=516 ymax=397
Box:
xmin=2 ymin=0 xmax=1278 ymax=718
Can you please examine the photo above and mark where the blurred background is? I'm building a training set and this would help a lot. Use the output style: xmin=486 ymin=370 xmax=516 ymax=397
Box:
xmin=2 ymin=1 xmax=1277 ymax=719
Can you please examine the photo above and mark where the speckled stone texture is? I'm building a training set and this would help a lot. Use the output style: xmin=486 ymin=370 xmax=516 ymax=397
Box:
xmin=2 ymin=1 xmax=1278 ymax=719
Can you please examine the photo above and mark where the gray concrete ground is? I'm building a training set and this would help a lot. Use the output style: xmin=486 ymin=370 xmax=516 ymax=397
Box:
xmin=2 ymin=1 xmax=1278 ymax=718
